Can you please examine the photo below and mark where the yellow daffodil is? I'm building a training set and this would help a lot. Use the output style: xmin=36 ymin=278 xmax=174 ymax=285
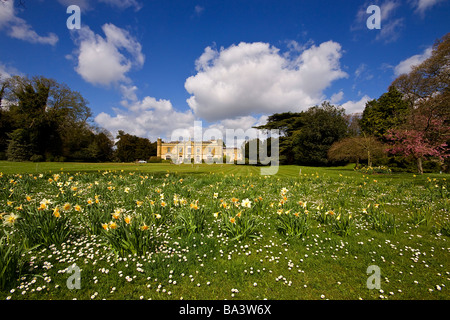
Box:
xmin=109 ymin=221 xmax=118 ymax=230
xmin=53 ymin=207 xmax=61 ymax=218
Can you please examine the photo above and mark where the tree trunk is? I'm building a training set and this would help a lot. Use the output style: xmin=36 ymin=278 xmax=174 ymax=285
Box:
xmin=367 ymin=150 xmax=372 ymax=167
xmin=417 ymin=157 xmax=423 ymax=175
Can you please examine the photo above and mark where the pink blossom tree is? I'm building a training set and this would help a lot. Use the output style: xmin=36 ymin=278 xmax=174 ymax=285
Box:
xmin=385 ymin=115 xmax=449 ymax=174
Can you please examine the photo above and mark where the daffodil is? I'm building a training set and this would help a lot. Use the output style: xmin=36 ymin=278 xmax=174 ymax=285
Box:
xmin=124 ymin=215 xmax=132 ymax=224
xmin=63 ymin=203 xmax=71 ymax=211
xmin=53 ymin=207 xmax=61 ymax=218
xmin=241 ymin=198 xmax=251 ymax=208
xmin=109 ymin=221 xmax=118 ymax=230
xmin=3 ymin=213 xmax=19 ymax=226
xmin=230 ymin=217 xmax=236 ymax=224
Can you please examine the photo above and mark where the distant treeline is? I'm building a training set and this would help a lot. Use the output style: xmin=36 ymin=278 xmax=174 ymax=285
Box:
xmin=0 ymin=75 xmax=157 ymax=163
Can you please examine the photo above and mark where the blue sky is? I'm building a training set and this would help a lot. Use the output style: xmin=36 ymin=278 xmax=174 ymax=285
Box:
xmin=0 ymin=0 xmax=449 ymax=142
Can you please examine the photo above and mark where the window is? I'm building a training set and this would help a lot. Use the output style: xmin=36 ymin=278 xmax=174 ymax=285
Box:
xmin=167 ymin=147 xmax=171 ymax=153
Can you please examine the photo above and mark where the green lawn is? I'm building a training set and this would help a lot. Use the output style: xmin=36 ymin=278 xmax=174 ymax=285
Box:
xmin=0 ymin=161 xmax=449 ymax=300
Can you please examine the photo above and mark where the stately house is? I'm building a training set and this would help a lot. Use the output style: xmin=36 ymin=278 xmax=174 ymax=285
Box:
xmin=157 ymin=138 xmax=243 ymax=163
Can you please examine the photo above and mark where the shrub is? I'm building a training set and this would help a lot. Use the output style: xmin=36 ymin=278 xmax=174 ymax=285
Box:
xmin=148 ymin=156 xmax=162 ymax=163
xmin=30 ymin=154 xmax=44 ymax=162
xmin=354 ymin=165 xmax=392 ymax=175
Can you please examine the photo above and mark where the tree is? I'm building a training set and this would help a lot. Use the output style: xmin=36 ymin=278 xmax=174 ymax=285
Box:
xmin=1 ymin=75 xmax=97 ymax=161
xmin=385 ymin=114 xmax=448 ymax=174
xmin=359 ymin=86 xmax=409 ymax=138
xmin=6 ymin=129 xmax=32 ymax=161
xmin=328 ymin=134 xmax=386 ymax=167
xmin=292 ymin=102 xmax=348 ymax=165
xmin=391 ymin=33 xmax=450 ymax=120
xmin=387 ymin=33 xmax=450 ymax=174
xmin=254 ymin=112 xmax=304 ymax=164
xmin=115 ymin=131 xmax=156 ymax=162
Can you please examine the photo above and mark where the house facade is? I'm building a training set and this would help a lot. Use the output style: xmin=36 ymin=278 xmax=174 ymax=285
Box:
xmin=157 ymin=138 xmax=243 ymax=163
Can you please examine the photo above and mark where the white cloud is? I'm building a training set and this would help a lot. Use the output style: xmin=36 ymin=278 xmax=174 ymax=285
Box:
xmin=98 ymin=0 xmax=142 ymax=11
xmin=394 ymin=47 xmax=432 ymax=76
xmin=376 ymin=17 xmax=403 ymax=43
xmin=185 ymin=41 xmax=347 ymax=122
xmin=95 ymin=96 xmax=195 ymax=141
xmin=0 ymin=61 xmax=20 ymax=79
xmin=412 ymin=0 xmax=444 ymax=15
xmin=340 ymin=95 xmax=371 ymax=114
xmin=376 ymin=1 xmax=403 ymax=43
xmin=0 ymin=0 xmax=58 ymax=45
xmin=72 ymin=23 xmax=145 ymax=86
xmin=330 ymin=91 xmax=344 ymax=104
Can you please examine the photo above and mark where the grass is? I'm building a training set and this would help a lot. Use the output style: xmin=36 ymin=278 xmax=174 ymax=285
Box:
xmin=0 ymin=161 xmax=449 ymax=300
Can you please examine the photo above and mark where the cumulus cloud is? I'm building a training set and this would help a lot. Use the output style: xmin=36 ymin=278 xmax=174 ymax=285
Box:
xmin=394 ymin=46 xmax=432 ymax=76
xmin=185 ymin=41 xmax=348 ymax=122
xmin=0 ymin=0 xmax=58 ymax=45
xmin=95 ymin=96 xmax=195 ymax=141
xmin=71 ymin=23 xmax=145 ymax=86
xmin=340 ymin=95 xmax=371 ymax=114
